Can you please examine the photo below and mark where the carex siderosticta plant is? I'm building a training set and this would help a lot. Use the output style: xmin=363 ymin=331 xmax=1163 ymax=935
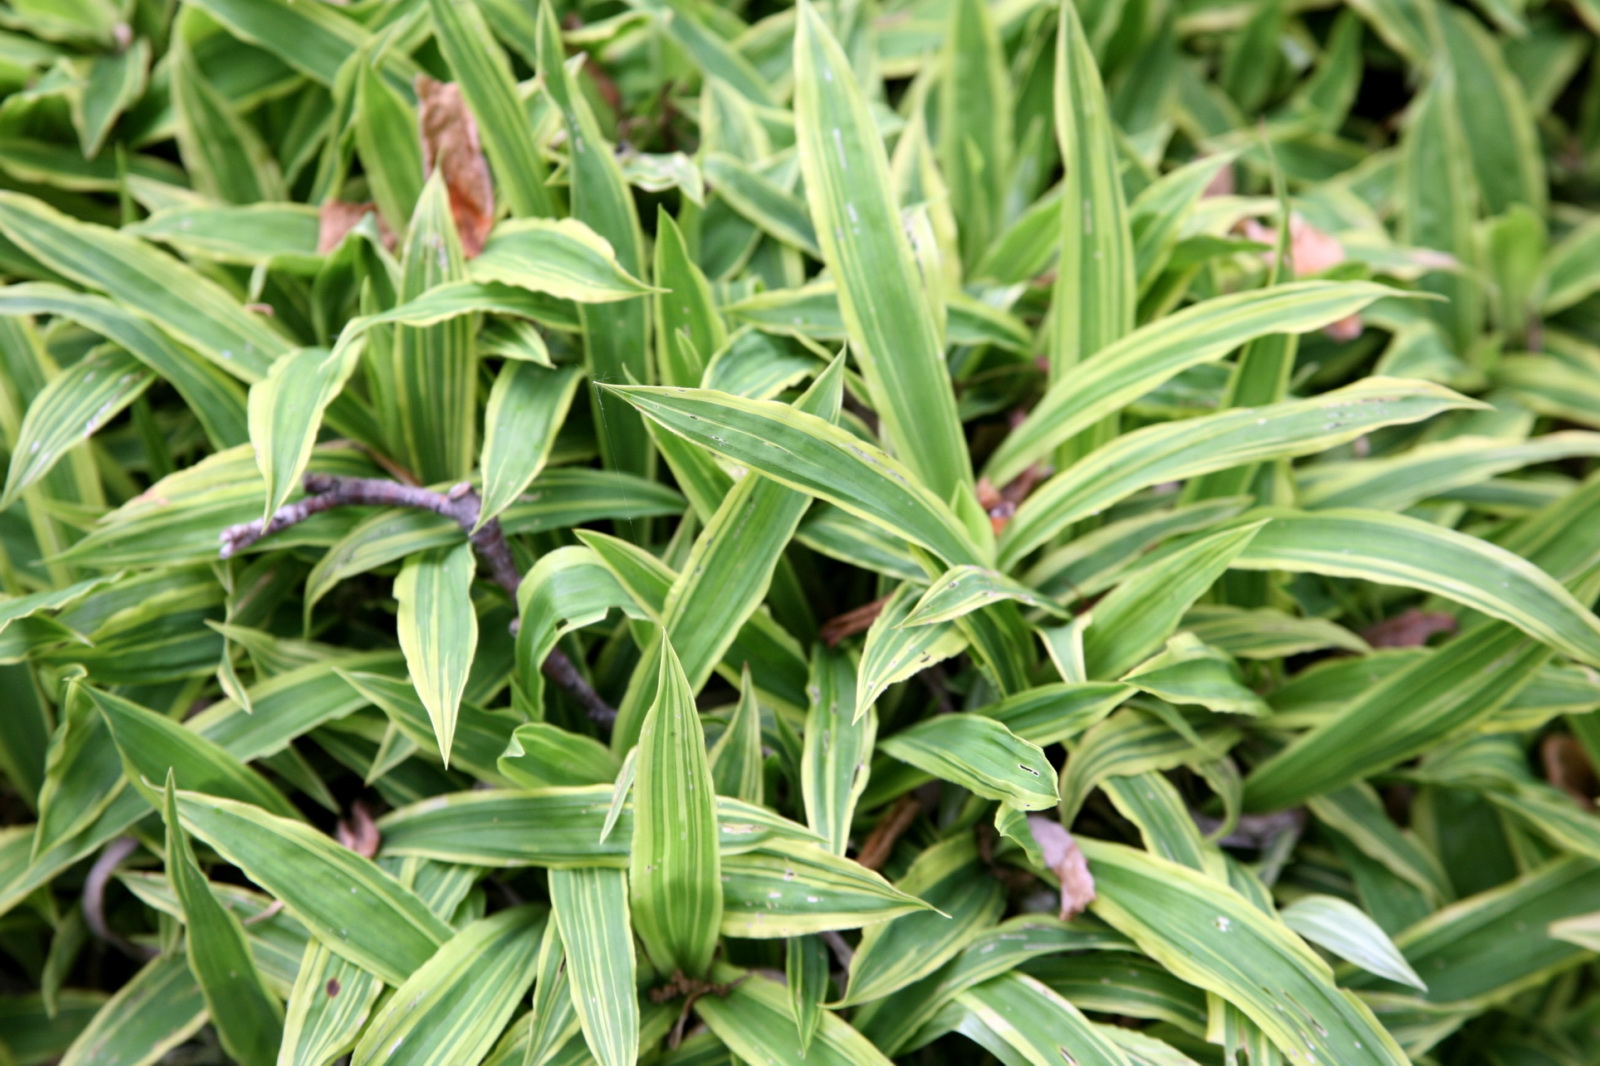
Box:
xmin=4 ymin=0 xmax=1600 ymax=1063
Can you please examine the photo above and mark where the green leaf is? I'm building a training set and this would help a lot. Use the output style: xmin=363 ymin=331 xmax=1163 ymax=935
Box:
xmin=161 ymin=775 xmax=282 ymax=1066
xmin=535 ymin=0 xmax=650 ymax=478
xmin=87 ymin=686 xmax=299 ymax=820
xmin=278 ymin=939 xmax=383 ymax=1066
xmin=1081 ymin=522 xmax=1268 ymax=681
xmin=956 ymin=972 xmax=1134 ymax=1066
xmin=172 ymin=789 xmax=451 ymax=985
xmin=471 ymin=218 xmax=658 ymax=303
xmin=842 ymin=835 xmax=1004 ymax=1006
xmin=787 ymin=935 xmax=830 ymax=1055
xmin=395 ymin=542 xmax=478 ymax=768
xmin=1232 ymin=509 xmax=1600 ymax=668
xmin=1051 ymin=0 xmax=1135 ymax=403
xmin=351 ymin=905 xmax=545 ymax=1066
xmin=247 ymin=345 xmax=362 ymax=521
xmin=903 ymin=565 xmax=1068 ymax=628
xmin=1280 ymin=895 xmax=1427 ymax=991
xmin=880 ymin=714 xmax=1057 ymax=811
xmin=499 ymin=722 xmax=620 ymax=789
xmin=652 ymin=206 xmax=725 ymax=388
xmin=477 ymin=363 xmax=583 ymax=529
xmin=1080 ymin=839 xmax=1409 ymax=1065
xmin=709 ymin=666 xmax=764 ymax=804
xmin=3 ymin=343 xmax=147 ymax=508
xmin=170 ymin=33 xmax=284 ymax=204
xmin=697 ymin=968 xmax=895 ymax=1066
xmin=549 ymin=867 xmax=638 ymax=1066
xmin=792 ymin=0 xmax=971 ymax=503
xmin=802 ymin=647 xmax=875 ymax=855
xmin=856 ymin=584 xmax=967 ymax=719
xmin=606 ymin=384 xmax=984 ymax=567
xmin=353 ymin=59 xmax=424 ymax=239
xmin=984 ymin=282 xmax=1395 ymax=486
xmin=630 ymin=636 xmax=722 ymax=977
xmin=1000 ymin=377 xmax=1479 ymax=566
xmin=720 ymin=840 xmax=932 ymax=937
xmin=58 ymin=953 xmax=205 ymax=1066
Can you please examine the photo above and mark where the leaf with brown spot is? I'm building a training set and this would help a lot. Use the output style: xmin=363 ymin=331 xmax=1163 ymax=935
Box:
xmin=415 ymin=75 xmax=495 ymax=257
xmin=1026 ymin=815 xmax=1096 ymax=919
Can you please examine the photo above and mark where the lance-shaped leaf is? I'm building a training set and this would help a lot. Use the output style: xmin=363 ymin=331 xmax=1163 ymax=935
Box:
xmin=1000 ymin=377 xmax=1479 ymax=566
xmin=0 ymin=192 xmax=289 ymax=379
xmin=58 ymin=953 xmax=206 ymax=1066
xmin=161 ymin=777 xmax=282 ymax=1066
xmin=0 ymin=283 xmax=248 ymax=447
xmin=841 ymin=835 xmax=1004 ymax=1006
xmin=709 ymin=666 xmax=765 ymax=804
xmin=802 ymin=647 xmax=875 ymax=855
xmin=902 ymin=565 xmax=1068 ymax=628
xmin=172 ymin=789 xmax=451 ymax=985
xmin=395 ymin=542 xmax=477 ymax=767
xmin=247 ymin=344 xmax=363 ymax=521
xmin=630 ymin=636 xmax=722 ymax=977
xmin=856 ymin=584 xmax=968 ymax=720
xmin=1230 ymin=509 xmax=1600 ymax=668
xmin=87 ymin=686 xmax=300 ymax=820
xmin=3 ymin=347 xmax=151 ymax=509
xmin=351 ymin=905 xmax=545 ymax=1066
xmin=470 ymin=218 xmax=658 ymax=303
xmin=1080 ymin=839 xmax=1409 ymax=1066
xmin=788 ymin=934 xmax=830 ymax=1055
xmin=792 ymin=0 xmax=971 ymax=503
xmin=605 ymin=385 xmax=983 ymax=566
xmin=498 ymin=722 xmax=620 ymax=789
xmin=880 ymin=715 xmax=1057 ymax=811
xmin=608 ymin=358 xmax=841 ymax=748
xmin=1080 ymin=522 xmax=1266 ymax=681
xmin=984 ymin=281 xmax=1395 ymax=485
xmin=696 ymin=968 xmax=896 ymax=1066
xmin=1280 ymin=895 xmax=1427 ymax=991
xmin=652 ymin=207 xmax=725 ymax=388
xmin=549 ymin=867 xmax=637 ymax=1066
xmin=956 ymin=972 xmax=1133 ymax=1066
xmin=476 ymin=363 xmax=583 ymax=529
xmin=535 ymin=0 xmax=651 ymax=477
xmin=1051 ymin=0 xmax=1134 ymax=381
xmin=721 ymin=840 xmax=932 ymax=937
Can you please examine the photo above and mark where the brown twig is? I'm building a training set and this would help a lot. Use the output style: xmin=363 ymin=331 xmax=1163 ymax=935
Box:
xmin=84 ymin=836 xmax=157 ymax=960
xmin=855 ymin=793 xmax=923 ymax=871
xmin=219 ymin=473 xmax=617 ymax=726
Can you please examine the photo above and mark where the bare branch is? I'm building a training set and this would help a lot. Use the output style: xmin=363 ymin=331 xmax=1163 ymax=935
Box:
xmin=220 ymin=473 xmax=616 ymax=726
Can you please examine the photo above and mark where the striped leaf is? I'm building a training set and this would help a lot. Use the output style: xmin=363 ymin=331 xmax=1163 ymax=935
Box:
xmin=395 ymin=542 xmax=478 ymax=767
xmin=549 ymin=867 xmax=638 ymax=1066
xmin=630 ymin=636 xmax=722 ymax=977
xmin=792 ymin=0 xmax=970 ymax=503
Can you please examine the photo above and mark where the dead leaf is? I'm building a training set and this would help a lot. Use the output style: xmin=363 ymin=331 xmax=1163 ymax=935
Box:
xmin=1241 ymin=214 xmax=1363 ymax=341
xmin=1543 ymin=733 xmax=1598 ymax=809
xmin=1027 ymin=815 xmax=1096 ymax=919
xmin=317 ymin=200 xmax=394 ymax=254
xmin=335 ymin=800 xmax=380 ymax=858
xmin=415 ymin=75 xmax=495 ymax=257
xmin=1362 ymin=608 xmax=1457 ymax=649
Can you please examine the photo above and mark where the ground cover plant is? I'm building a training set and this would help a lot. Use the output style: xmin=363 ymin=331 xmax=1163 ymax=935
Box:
xmin=4 ymin=0 xmax=1600 ymax=1062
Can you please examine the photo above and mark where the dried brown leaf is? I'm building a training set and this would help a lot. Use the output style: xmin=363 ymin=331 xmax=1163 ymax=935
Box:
xmin=1027 ymin=815 xmax=1096 ymax=920
xmin=335 ymin=800 xmax=381 ymax=859
xmin=415 ymin=74 xmax=495 ymax=257
xmin=317 ymin=201 xmax=394 ymax=254
xmin=1543 ymin=733 xmax=1598 ymax=808
xmin=1362 ymin=608 xmax=1457 ymax=649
